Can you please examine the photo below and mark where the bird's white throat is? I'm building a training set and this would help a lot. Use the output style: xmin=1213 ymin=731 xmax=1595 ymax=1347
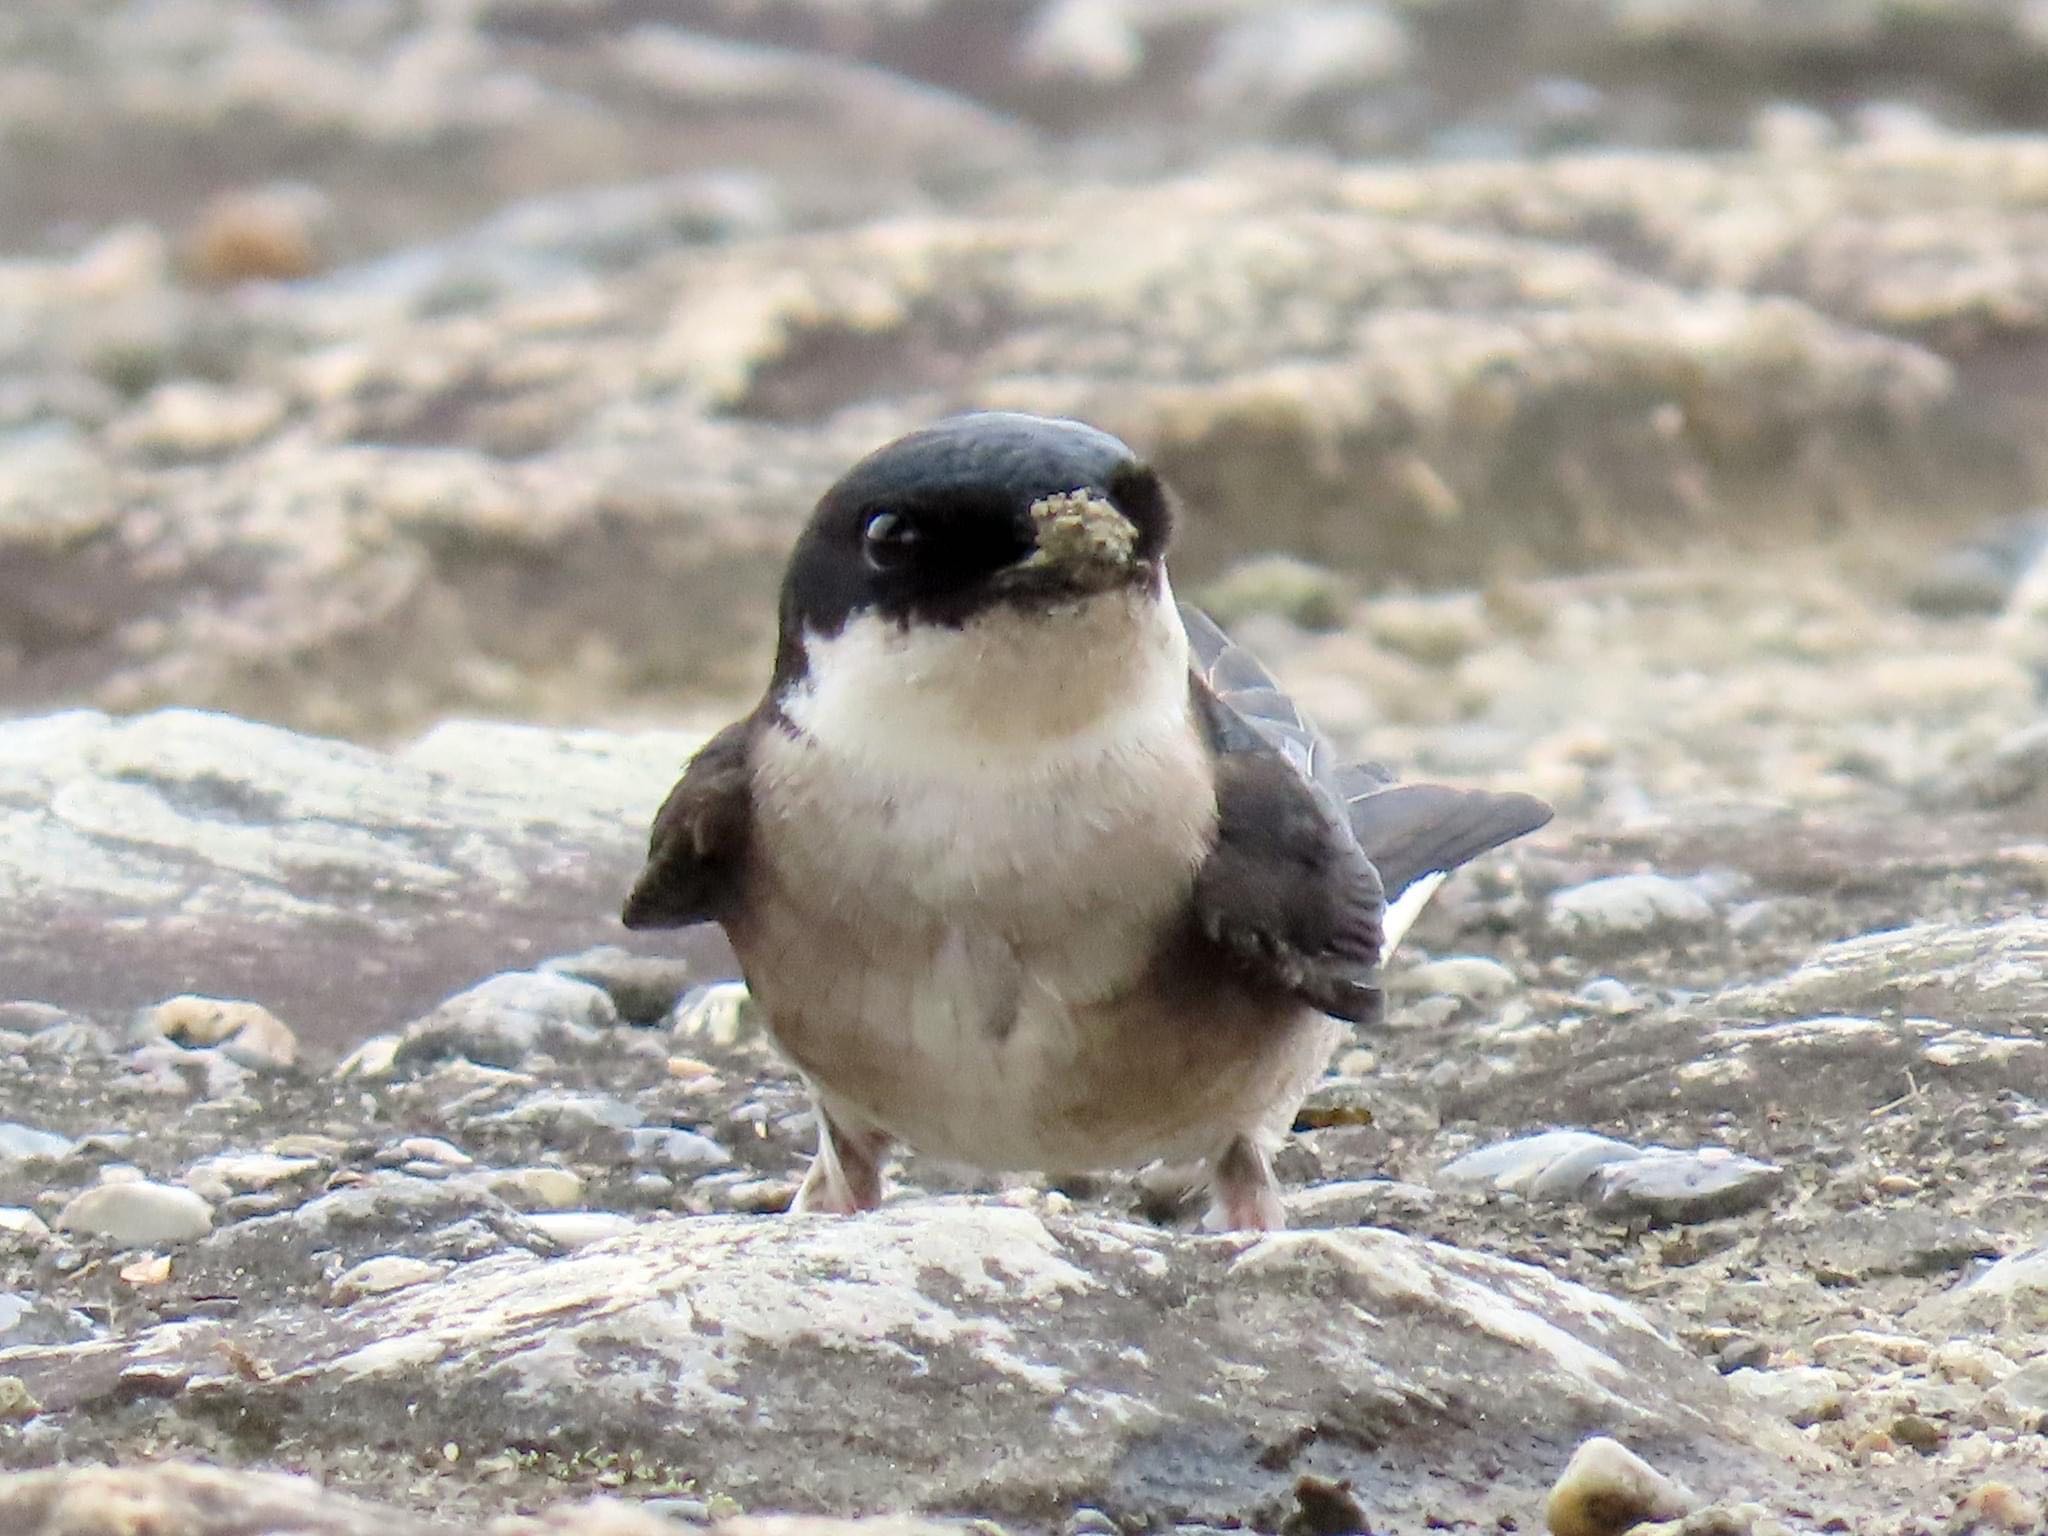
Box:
xmin=778 ymin=575 xmax=1195 ymax=781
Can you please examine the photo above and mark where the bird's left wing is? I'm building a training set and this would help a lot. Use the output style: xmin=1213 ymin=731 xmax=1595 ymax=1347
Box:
xmin=1187 ymin=682 xmax=1386 ymax=1025
xmin=621 ymin=717 xmax=755 ymax=930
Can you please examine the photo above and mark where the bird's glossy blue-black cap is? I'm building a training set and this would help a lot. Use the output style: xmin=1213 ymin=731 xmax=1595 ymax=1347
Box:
xmin=828 ymin=412 xmax=1144 ymax=512
xmin=774 ymin=412 xmax=1175 ymax=662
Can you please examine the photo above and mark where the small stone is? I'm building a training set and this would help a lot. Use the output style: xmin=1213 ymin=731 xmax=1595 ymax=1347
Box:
xmin=541 ymin=945 xmax=695 ymax=1024
xmin=330 ymin=1255 xmax=448 ymax=1305
xmin=627 ymin=1127 xmax=732 ymax=1171
xmin=0 ymin=1003 xmax=69 ymax=1035
xmin=396 ymin=971 xmax=619 ymax=1071
xmin=0 ymin=1123 xmax=76 ymax=1162
xmin=1931 ymin=1341 xmax=2012 ymax=1387
xmin=0 ymin=1376 xmax=41 ymax=1421
xmin=1281 ymin=1472 xmax=1372 ymax=1536
xmin=1547 ymin=874 xmax=1717 ymax=942
xmin=670 ymin=980 xmax=758 ymax=1046
xmin=488 ymin=1090 xmax=643 ymax=1145
xmin=718 ymin=1178 xmax=797 ymax=1214
xmin=1993 ymin=1357 xmax=2048 ymax=1420
xmin=1438 ymin=1131 xmax=1782 ymax=1224
xmin=184 ymin=1153 xmax=321 ymax=1202
xmin=335 ymin=1034 xmax=402 ymax=1079
xmin=1888 ymin=1413 xmax=1944 ymax=1453
xmin=386 ymin=1136 xmax=473 ymax=1169
xmin=1397 ymin=956 xmax=1518 ymax=1001
xmin=1956 ymin=1482 xmax=2045 ymax=1532
xmin=1587 ymin=1147 xmax=1784 ymax=1225
xmin=119 ymin=1253 xmax=173 ymax=1286
xmin=1714 ymin=1337 xmax=1771 ymax=1374
xmin=1725 ymin=1365 xmax=1846 ymax=1427
xmin=521 ymin=1212 xmax=634 ymax=1250
xmin=483 ymin=1167 xmax=586 ymax=1211
xmin=1197 ymin=554 xmax=1353 ymax=633
xmin=1935 ymin=1244 xmax=2048 ymax=1329
xmin=0 ymin=1209 xmax=52 ymax=1244
xmin=57 ymin=1182 xmax=215 ymax=1246
xmin=141 ymin=995 xmax=299 ymax=1071
xmin=1574 ymin=977 xmax=1643 ymax=1013
xmin=1545 ymin=1436 xmax=1695 ymax=1536
xmin=183 ymin=183 xmax=328 ymax=284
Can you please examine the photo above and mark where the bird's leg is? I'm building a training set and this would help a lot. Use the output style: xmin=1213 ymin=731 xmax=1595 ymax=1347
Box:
xmin=791 ymin=1104 xmax=890 ymax=1215
xmin=1204 ymin=1133 xmax=1287 ymax=1232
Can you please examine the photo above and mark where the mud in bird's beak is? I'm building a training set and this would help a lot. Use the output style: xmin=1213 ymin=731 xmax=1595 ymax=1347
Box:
xmin=1006 ymin=490 xmax=1141 ymax=594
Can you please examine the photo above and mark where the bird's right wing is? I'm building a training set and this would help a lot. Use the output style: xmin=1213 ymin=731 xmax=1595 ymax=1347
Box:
xmin=621 ymin=717 xmax=755 ymax=930
xmin=1182 ymin=602 xmax=1551 ymax=947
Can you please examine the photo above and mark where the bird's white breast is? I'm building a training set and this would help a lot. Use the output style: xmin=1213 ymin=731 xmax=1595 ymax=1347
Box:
xmin=739 ymin=580 xmax=1238 ymax=1167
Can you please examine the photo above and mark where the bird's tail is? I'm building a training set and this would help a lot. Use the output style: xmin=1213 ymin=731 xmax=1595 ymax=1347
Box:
xmin=1337 ymin=778 xmax=1553 ymax=953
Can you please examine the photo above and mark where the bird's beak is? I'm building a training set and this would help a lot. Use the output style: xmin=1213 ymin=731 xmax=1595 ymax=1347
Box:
xmin=1008 ymin=489 xmax=1140 ymax=591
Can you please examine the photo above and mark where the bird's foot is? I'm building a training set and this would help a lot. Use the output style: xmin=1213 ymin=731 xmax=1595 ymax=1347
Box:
xmin=1203 ymin=1134 xmax=1287 ymax=1232
xmin=790 ymin=1111 xmax=889 ymax=1215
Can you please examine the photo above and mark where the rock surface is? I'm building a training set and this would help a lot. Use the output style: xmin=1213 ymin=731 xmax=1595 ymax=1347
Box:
xmin=0 ymin=709 xmax=714 ymax=1044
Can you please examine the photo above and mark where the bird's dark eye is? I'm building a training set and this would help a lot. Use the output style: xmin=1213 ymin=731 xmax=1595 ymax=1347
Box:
xmin=862 ymin=509 xmax=920 ymax=570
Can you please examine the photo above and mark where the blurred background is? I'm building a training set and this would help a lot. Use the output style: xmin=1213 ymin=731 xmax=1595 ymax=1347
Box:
xmin=3 ymin=0 xmax=2047 ymax=828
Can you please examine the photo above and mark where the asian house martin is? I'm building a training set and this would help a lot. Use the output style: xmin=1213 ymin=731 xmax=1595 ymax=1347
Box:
xmin=623 ymin=412 xmax=1551 ymax=1229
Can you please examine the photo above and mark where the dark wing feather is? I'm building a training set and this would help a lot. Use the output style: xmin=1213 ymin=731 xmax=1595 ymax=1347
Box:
xmin=1189 ymin=683 xmax=1385 ymax=1024
xmin=1182 ymin=602 xmax=1550 ymax=911
xmin=621 ymin=717 xmax=755 ymax=930
xmin=1341 ymin=781 xmax=1553 ymax=898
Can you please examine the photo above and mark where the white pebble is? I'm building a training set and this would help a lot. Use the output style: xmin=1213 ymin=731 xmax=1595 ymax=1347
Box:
xmin=1547 ymin=873 xmax=1717 ymax=940
xmin=57 ymin=1181 xmax=214 ymax=1246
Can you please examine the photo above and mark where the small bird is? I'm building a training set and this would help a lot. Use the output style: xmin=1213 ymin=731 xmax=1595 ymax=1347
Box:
xmin=623 ymin=412 xmax=1550 ymax=1229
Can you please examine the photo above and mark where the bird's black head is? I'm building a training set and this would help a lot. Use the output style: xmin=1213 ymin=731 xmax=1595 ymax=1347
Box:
xmin=774 ymin=413 xmax=1174 ymax=669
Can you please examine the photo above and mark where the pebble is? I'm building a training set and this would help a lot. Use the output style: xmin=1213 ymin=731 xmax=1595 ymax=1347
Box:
xmin=1936 ymin=1244 xmax=2048 ymax=1329
xmin=487 ymin=1090 xmax=643 ymax=1145
xmin=330 ymin=1256 xmax=449 ymax=1305
xmin=482 ymin=1167 xmax=585 ymax=1211
xmin=56 ymin=1181 xmax=215 ymax=1246
xmin=1574 ymin=976 xmax=1644 ymax=1013
xmin=1544 ymin=1436 xmax=1695 ymax=1536
xmin=184 ymin=1153 xmax=321 ymax=1201
xmin=521 ymin=1212 xmax=635 ymax=1250
xmin=140 ymin=994 xmax=299 ymax=1072
xmin=0 ymin=1209 xmax=52 ymax=1243
xmin=627 ymin=1127 xmax=732 ymax=1171
xmin=127 ymin=1041 xmax=255 ymax=1100
xmin=0 ymin=1123 xmax=77 ymax=1162
xmin=394 ymin=971 xmax=620 ymax=1071
xmin=540 ymin=945 xmax=695 ymax=1025
xmin=1956 ymin=1482 xmax=2046 ymax=1532
xmin=1397 ymin=955 xmax=1518 ymax=1001
xmin=335 ymin=1034 xmax=402 ymax=1079
xmin=0 ymin=1002 xmax=71 ymax=1034
xmin=384 ymin=1136 xmax=474 ymax=1169
xmin=1931 ymin=1340 xmax=2012 ymax=1387
xmin=1438 ymin=1131 xmax=1782 ymax=1224
xmin=1546 ymin=873 xmax=1718 ymax=942
xmin=670 ymin=980 xmax=759 ymax=1046
xmin=1725 ymin=1365 xmax=1847 ymax=1427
